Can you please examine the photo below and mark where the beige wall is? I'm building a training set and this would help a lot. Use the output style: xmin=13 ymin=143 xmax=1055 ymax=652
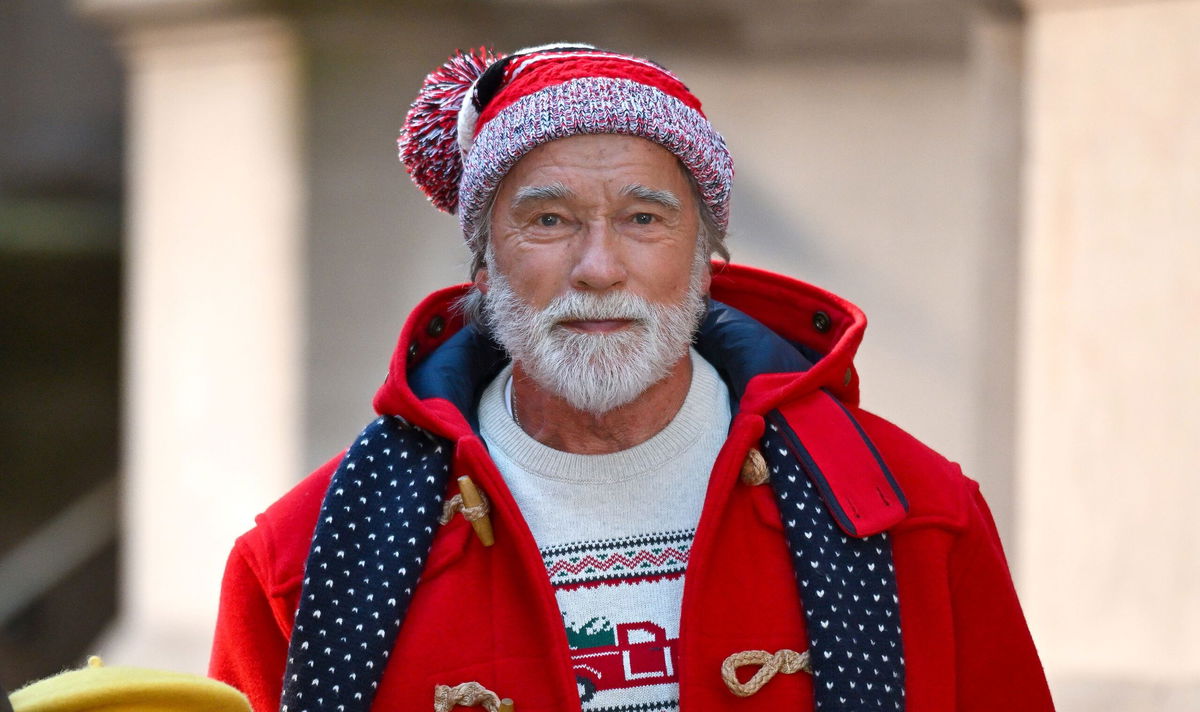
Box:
xmin=678 ymin=55 xmax=1000 ymax=505
xmin=1019 ymin=0 xmax=1200 ymax=708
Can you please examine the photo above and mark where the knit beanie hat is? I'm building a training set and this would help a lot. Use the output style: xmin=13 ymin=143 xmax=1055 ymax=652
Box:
xmin=7 ymin=657 xmax=250 ymax=712
xmin=398 ymin=43 xmax=734 ymax=255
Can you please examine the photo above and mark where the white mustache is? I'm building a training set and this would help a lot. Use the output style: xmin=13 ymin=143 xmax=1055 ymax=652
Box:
xmin=540 ymin=292 xmax=654 ymax=326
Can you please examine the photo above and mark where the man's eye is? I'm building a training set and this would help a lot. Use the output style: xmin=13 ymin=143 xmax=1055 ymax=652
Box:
xmin=632 ymin=213 xmax=655 ymax=225
xmin=537 ymin=214 xmax=560 ymax=227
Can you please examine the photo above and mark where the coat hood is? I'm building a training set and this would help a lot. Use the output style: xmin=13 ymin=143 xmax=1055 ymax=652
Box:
xmin=372 ymin=262 xmax=867 ymax=443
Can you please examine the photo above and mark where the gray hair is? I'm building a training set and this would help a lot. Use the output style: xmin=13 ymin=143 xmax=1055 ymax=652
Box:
xmin=457 ymin=180 xmax=728 ymax=326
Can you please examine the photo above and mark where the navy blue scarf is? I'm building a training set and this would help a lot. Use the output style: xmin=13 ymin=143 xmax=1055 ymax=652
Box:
xmin=763 ymin=417 xmax=905 ymax=710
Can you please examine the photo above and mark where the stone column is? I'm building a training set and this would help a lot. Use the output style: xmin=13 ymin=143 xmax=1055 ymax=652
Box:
xmin=966 ymin=1 xmax=1026 ymax=549
xmin=1018 ymin=1 xmax=1200 ymax=709
xmin=82 ymin=1 xmax=305 ymax=673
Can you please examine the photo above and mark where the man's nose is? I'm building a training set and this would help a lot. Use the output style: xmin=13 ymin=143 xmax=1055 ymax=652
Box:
xmin=570 ymin=221 xmax=627 ymax=291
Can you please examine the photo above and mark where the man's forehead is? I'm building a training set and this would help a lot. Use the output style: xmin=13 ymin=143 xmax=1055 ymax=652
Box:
xmin=498 ymin=134 xmax=691 ymax=198
xmin=508 ymin=181 xmax=683 ymax=210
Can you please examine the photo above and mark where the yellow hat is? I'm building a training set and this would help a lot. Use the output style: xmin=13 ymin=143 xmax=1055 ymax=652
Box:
xmin=9 ymin=657 xmax=250 ymax=712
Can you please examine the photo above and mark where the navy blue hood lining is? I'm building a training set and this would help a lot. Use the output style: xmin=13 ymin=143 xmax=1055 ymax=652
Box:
xmin=407 ymin=300 xmax=818 ymax=431
xmin=407 ymin=324 xmax=508 ymax=433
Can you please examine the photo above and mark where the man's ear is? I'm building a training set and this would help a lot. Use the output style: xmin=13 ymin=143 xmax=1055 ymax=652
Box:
xmin=473 ymin=267 xmax=490 ymax=295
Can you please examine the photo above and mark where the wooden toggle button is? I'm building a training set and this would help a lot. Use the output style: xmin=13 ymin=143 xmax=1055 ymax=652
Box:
xmin=457 ymin=475 xmax=495 ymax=547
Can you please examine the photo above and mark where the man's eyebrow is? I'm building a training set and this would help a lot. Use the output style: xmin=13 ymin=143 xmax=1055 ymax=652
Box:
xmin=510 ymin=182 xmax=573 ymax=208
xmin=620 ymin=184 xmax=681 ymax=211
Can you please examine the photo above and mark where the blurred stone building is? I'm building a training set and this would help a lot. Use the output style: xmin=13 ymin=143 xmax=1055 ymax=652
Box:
xmin=2 ymin=1 xmax=1197 ymax=710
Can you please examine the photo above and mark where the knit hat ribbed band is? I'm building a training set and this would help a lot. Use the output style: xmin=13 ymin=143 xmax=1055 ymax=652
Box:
xmin=398 ymin=45 xmax=734 ymax=241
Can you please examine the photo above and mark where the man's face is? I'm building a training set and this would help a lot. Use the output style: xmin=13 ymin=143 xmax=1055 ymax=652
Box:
xmin=476 ymin=134 xmax=711 ymax=414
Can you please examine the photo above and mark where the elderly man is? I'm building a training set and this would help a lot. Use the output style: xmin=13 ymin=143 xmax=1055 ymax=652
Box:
xmin=210 ymin=45 xmax=1054 ymax=712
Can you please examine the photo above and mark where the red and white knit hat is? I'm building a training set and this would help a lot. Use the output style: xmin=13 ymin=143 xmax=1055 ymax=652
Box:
xmin=398 ymin=44 xmax=734 ymax=250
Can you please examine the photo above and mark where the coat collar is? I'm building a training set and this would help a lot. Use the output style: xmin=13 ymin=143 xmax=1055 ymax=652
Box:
xmin=283 ymin=264 xmax=904 ymax=712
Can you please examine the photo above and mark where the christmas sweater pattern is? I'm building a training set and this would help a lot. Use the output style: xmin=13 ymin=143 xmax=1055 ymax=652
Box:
xmin=542 ymin=529 xmax=693 ymax=712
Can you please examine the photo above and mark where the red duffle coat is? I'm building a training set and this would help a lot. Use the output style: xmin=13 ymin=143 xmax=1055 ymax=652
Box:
xmin=210 ymin=263 xmax=1054 ymax=711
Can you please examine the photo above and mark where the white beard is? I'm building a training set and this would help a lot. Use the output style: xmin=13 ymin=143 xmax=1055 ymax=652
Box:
xmin=482 ymin=250 xmax=709 ymax=415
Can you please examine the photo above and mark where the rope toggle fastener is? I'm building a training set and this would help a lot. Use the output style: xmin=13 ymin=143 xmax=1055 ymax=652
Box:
xmin=739 ymin=447 xmax=769 ymax=486
xmin=721 ymin=648 xmax=812 ymax=697
xmin=433 ymin=681 xmax=513 ymax=711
